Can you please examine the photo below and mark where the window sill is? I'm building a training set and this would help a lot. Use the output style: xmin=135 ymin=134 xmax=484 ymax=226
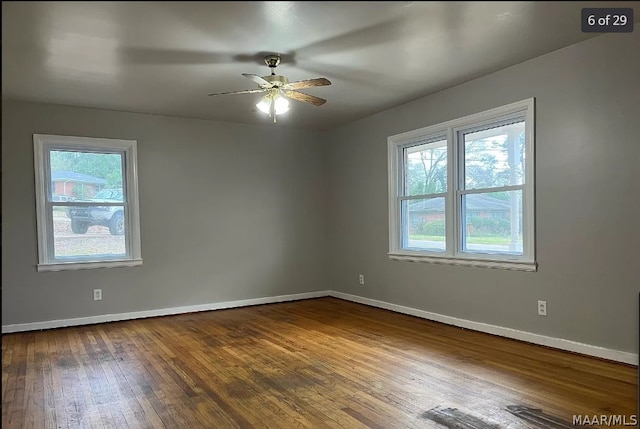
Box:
xmin=37 ymin=258 xmax=143 ymax=272
xmin=388 ymin=253 xmax=537 ymax=272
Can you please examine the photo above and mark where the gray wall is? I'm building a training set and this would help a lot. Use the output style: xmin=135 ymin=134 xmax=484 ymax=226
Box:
xmin=2 ymin=101 xmax=328 ymax=325
xmin=325 ymin=32 xmax=640 ymax=354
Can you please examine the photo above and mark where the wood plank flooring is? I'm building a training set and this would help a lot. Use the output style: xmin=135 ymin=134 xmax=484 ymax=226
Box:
xmin=2 ymin=297 xmax=637 ymax=428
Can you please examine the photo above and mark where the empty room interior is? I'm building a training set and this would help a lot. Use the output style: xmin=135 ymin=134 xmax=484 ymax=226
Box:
xmin=2 ymin=1 xmax=639 ymax=428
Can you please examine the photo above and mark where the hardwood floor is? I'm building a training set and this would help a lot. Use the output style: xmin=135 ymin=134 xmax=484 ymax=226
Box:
xmin=2 ymin=297 xmax=637 ymax=428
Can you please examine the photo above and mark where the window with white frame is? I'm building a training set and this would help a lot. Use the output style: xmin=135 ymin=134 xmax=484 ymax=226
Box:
xmin=388 ymin=99 xmax=535 ymax=271
xmin=33 ymin=134 xmax=142 ymax=271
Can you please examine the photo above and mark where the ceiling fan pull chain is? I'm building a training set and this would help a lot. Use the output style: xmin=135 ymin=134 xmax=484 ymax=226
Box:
xmin=271 ymin=96 xmax=276 ymax=122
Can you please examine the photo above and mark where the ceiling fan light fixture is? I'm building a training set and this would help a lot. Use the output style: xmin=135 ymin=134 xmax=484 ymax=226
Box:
xmin=256 ymin=97 xmax=271 ymax=114
xmin=273 ymin=94 xmax=289 ymax=115
xmin=256 ymin=92 xmax=289 ymax=117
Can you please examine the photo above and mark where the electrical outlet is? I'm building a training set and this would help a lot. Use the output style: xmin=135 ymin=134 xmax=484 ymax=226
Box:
xmin=358 ymin=274 xmax=365 ymax=285
xmin=537 ymin=300 xmax=547 ymax=316
xmin=93 ymin=289 xmax=102 ymax=301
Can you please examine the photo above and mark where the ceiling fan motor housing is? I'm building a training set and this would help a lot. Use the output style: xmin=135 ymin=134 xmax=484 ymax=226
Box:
xmin=260 ymin=74 xmax=288 ymax=88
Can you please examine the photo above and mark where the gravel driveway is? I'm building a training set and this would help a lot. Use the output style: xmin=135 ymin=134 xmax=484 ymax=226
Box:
xmin=54 ymin=217 xmax=125 ymax=257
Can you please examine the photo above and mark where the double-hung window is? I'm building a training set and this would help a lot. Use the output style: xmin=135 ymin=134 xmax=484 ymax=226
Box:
xmin=34 ymin=134 xmax=142 ymax=271
xmin=388 ymin=99 xmax=536 ymax=271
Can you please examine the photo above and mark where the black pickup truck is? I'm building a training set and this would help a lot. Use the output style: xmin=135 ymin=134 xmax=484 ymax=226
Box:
xmin=67 ymin=189 xmax=125 ymax=235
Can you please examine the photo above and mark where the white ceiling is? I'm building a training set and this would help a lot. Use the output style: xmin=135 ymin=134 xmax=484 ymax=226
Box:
xmin=3 ymin=1 xmax=638 ymax=130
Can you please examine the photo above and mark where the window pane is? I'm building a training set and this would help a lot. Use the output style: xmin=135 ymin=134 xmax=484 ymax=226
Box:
xmin=464 ymin=121 xmax=524 ymax=190
xmin=53 ymin=205 xmax=126 ymax=258
xmin=405 ymin=140 xmax=447 ymax=196
xmin=461 ymin=191 xmax=522 ymax=255
xmin=402 ymin=197 xmax=446 ymax=252
xmin=49 ymin=150 xmax=123 ymax=201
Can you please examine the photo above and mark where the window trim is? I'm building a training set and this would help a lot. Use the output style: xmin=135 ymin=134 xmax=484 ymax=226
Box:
xmin=388 ymin=99 xmax=536 ymax=271
xmin=34 ymin=134 xmax=143 ymax=271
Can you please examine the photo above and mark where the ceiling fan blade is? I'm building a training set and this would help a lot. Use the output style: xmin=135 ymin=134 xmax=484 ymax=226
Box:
xmin=208 ymin=88 xmax=268 ymax=96
xmin=242 ymin=73 xmax=271 ymax=86
xmin=283 ymin=90 xmax=326 ymax=106
xmin=285 ymin=78 xmax=331 ymax=90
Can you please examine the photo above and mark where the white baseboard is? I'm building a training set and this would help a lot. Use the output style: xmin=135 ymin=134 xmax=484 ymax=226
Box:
xmin=3 ymin=289 xmax=636 ymax=365
xmin=329 ymin=291 xmax=639 ymax=366
xmin=1 ymin=290 xmax=331 ymax=334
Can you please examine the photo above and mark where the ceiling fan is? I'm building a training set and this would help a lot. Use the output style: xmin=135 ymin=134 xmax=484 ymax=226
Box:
xmin=208 ymin=54 xmax=331 ymax=123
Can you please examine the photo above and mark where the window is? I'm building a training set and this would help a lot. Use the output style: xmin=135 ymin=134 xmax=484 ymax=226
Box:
xmin=388 ymin=99 xmax=535 ymax=271
xmin=34 ymin=134 xmax=142 ymax=271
